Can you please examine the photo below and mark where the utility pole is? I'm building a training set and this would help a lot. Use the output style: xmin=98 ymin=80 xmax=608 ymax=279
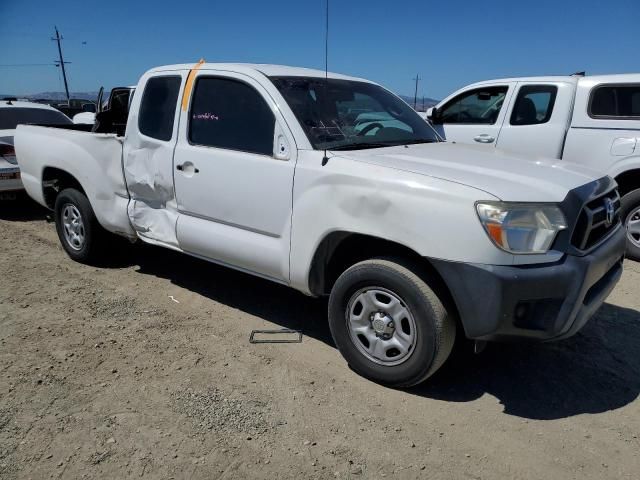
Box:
xmin=412 ymin=74 xmax=420 ymax=110
xmin=52 ymin=26 xmax=70 ymax=104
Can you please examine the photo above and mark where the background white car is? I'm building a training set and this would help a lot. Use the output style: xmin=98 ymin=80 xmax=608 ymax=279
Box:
xmin=0 ymin=99 xmax=72 ymax=199
xmin=72 ymin=111 xmax=96 ymax=125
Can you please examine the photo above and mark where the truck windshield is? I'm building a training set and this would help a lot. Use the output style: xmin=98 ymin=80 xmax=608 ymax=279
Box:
xmin=270 ymin=76 xmax=439 ymax=150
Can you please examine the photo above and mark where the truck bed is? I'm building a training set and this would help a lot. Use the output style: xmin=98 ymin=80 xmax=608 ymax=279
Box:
xmin=15 ymin=125 xmax=135 ymax=238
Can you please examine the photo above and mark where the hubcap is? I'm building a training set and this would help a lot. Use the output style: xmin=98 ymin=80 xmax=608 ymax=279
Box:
xmin=626 ymin=206 xmax=640 ymax=248
xmin=345 ymin=287 xmax=417 ymax=366
xmin=61 ymin=204 xmax=85 ymax=251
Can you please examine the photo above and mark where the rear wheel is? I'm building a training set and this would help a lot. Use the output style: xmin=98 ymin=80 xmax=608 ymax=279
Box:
xmin=621 ymin=188 xmax=640 ymax=261
xmin=54 ymin=188 xmax=107 ymax=264
xmin=328 ymin=258 xmax=456 ymax=387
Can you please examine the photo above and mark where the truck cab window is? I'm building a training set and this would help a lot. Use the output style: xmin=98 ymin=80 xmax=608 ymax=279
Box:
xmin=138 ymin=76 xmax=181 ymax=141
xmin=589 ymin=85 xmax=640 ymax=118
xmin=189 ymin=77 xmax=275 ymax=156
xmin=438 ymin=86 xmax=508 ymax=125
xmin=510 ymin=85 xmax=557 ymax=126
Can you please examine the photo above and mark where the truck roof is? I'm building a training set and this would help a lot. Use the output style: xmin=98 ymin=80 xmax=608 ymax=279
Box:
xmin=148 ymin=63 xmax=370 ymax=82
xmin=466 ymin=73 xmax=640 ymax=87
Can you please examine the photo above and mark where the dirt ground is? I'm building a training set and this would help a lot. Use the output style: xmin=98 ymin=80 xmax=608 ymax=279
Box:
xmin=1 ymin=197 xmax=639 ymax=480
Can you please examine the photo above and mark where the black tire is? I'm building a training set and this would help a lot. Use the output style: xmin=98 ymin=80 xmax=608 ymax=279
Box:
xmin=54 ymin=188 xmax=108 ymax=264
xmin=328 ymin=258 xmax=456 ymax=387
xmin=621 ymin=188 xmax=640 ymax=261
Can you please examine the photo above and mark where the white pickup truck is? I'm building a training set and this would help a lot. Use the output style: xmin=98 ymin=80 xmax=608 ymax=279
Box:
xmin=425 ymin=74 xmax=640 ymax=260
xmin=15 ymin=63 xmax=626 ymax=387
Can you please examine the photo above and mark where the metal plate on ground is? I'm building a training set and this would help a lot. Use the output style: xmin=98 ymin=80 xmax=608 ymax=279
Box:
xmin=249 ymin=329 xmax=303 ymax=344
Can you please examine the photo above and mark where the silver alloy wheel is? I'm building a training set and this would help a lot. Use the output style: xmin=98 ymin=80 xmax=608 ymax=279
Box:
xmin=626 ymin=206 xmax=640 ymax=248
xmin=345 ymin=287 xmax=417 ymax=366
xmin=61 ymin=203 xmax=86 ymax=251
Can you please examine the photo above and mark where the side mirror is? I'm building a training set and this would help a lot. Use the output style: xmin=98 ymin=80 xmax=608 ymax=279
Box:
xmin=427 ymin=107 xmax=441 ymax=124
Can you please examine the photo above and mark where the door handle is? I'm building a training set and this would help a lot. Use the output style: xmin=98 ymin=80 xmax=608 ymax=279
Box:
xmin=176 ymin=163 xmax=199 ymax=173
xmin=474 ymin=134 xmax=495 ymax=144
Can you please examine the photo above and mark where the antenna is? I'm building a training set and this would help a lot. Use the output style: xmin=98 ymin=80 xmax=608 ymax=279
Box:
xmin=321 ymin=0 xmax=330 ymax=166
xmin=52 ymin=26 xmax=71 ymax=105
xmin=324 ymin=0 xmax=329 ymax=80
xmin=412 ymin=74 xmax=421 ymax=110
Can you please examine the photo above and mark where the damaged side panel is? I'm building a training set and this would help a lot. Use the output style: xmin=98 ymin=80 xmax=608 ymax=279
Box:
xmin=122 ymin=70 xmax=188 ymax=248
xmin=124 ymin=145 xmax=181 ymax=247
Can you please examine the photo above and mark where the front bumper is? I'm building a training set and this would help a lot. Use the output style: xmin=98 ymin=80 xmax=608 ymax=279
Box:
xmin=431 ymin=224 xmax=626 ymax=341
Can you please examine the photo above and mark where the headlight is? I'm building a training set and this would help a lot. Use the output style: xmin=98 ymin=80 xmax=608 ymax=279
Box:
xmin=476 ymin=202 xmax=567 ymax=254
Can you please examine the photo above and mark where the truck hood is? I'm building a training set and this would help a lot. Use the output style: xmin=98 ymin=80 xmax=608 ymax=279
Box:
xmin=333 ymin=142 xmax=602 ymax=202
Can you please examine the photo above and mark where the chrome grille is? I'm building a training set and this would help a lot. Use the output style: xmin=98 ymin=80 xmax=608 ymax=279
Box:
xmin=571 ymin=188 xmax=621 ymax=251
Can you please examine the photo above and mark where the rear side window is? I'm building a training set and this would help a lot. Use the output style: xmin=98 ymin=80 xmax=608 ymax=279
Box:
xmin=589 ymin=85 xmax=640 ymax=119
xmin=189 ymin=77 xmax=275 ymax=155
xmin=0 ymin=107 xmax=72 ymax=130
xmin=510 ymin=85 xmax=557 ymax=125
xmin=438 ymin=86 xmax=508 ymax=125
xmin=138 ymin=76 xmax=181 ymax=141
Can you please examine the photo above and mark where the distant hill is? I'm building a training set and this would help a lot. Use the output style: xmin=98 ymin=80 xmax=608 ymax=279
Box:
xmin=398 ymin=95 xmax=439 ymax=111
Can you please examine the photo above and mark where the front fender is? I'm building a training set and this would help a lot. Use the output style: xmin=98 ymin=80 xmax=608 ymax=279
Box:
xmin=288 ymin=151 xmax=515 ymax=294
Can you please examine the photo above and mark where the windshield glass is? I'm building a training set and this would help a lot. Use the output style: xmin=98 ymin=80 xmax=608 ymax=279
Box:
xmin=270 ymin=76 xmax=439 ymax=150
xmin=0 ymin=107 xmax=72 ymax=130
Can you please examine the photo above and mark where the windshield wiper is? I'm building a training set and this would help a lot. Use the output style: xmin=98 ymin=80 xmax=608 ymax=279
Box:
xmin=403 ymin=139 xmax=439 ymax=145
xmin=329 ymin=142 xmax=400 ymax=151
xmin=329 ymin=138 xmax=439 ymax=151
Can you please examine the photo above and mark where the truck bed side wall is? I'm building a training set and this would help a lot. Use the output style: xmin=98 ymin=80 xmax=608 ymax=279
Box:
xmin=14 ymin=125 xmax=135 ymax=237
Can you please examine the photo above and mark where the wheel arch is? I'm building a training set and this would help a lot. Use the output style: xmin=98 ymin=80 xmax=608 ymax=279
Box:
xmin=307 ymin=231 xmax=461 ymax=326
xmin=41 ymin=167 xmax=87 ymax=210
xmin=614 ymin=168 xmax=640 ymax=197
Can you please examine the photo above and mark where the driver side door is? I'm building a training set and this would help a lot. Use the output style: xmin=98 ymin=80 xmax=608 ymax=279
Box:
xmin=432 ymin=84 xmax=515 ymax=147
xmin=172 ymin=70 xmax=297 ymax=283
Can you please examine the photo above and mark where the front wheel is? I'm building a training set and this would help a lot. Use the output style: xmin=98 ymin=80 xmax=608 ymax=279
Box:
xmin=328 ymin=258 xmax=456 ymax=387
xmin=54 ymin=188 xmax=108 ymax=264
xmin=621 ymin=188 xmax=640 ymax=261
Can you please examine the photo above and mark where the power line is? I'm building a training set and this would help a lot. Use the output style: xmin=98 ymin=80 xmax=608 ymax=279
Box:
xmin=0 ymin=63 xmax=58 ymax=67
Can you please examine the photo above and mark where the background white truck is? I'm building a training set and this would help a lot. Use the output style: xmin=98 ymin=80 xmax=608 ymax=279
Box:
xmin=15 ymin=63 xmax=626 ymax=386
xmin=425 ymin=74 xmax=640 ymax=260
